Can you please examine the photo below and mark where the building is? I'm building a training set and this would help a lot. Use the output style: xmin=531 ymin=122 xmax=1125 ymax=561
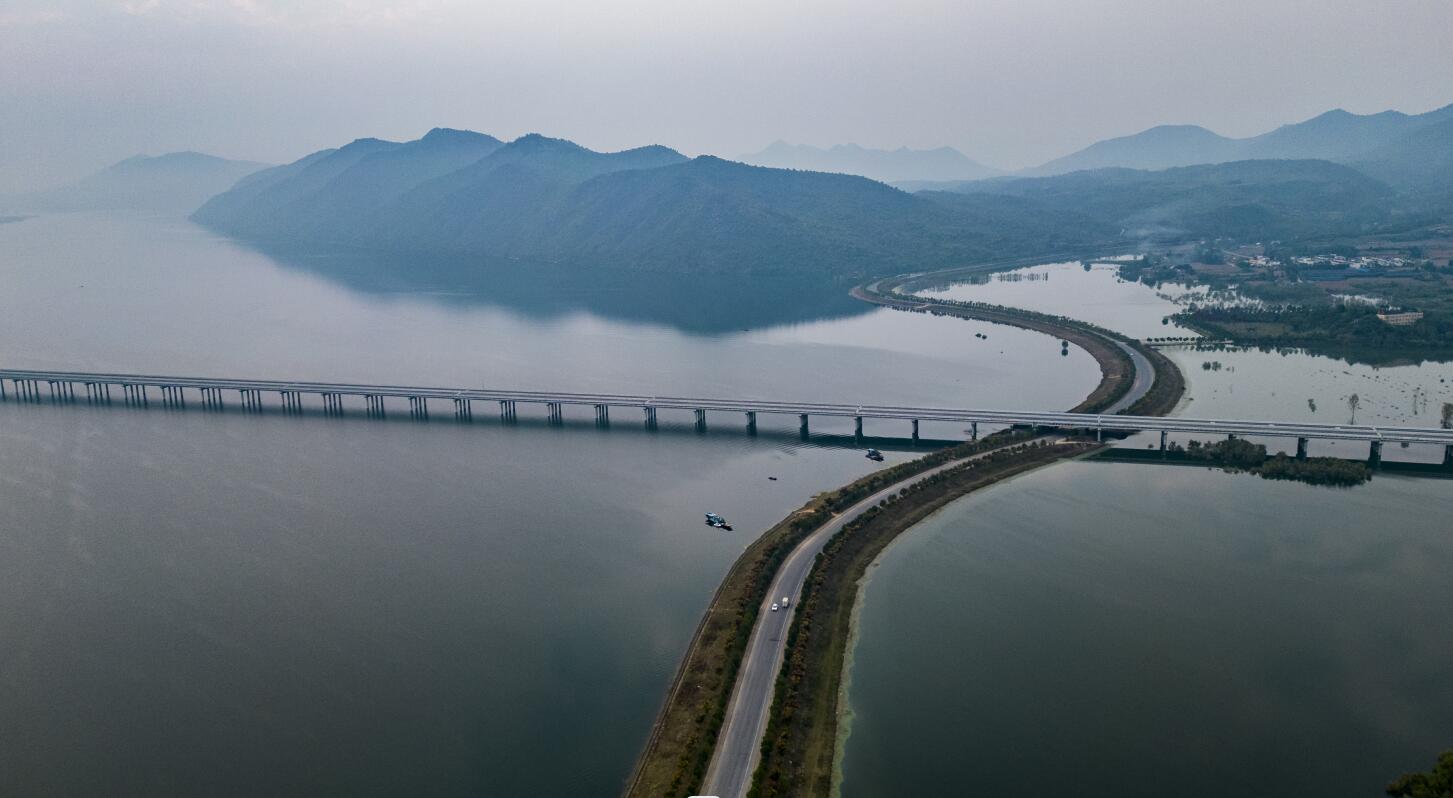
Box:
xmin=1376 ymin=310 xmax=1424 ymax=326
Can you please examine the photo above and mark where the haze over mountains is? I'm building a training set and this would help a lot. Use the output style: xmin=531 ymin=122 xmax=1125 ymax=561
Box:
xmin=1025 ymin=103 xmax=1453 ymax=183
xmin=5 ymin=98 xmax=1424 ymax=282
xmin=7 ymin=152 xmax=268 ymax=213
xmin=932 ymin=160 xmax=1395 ymax=242
xmin=739 ymin=142 xmax=998 ymax=183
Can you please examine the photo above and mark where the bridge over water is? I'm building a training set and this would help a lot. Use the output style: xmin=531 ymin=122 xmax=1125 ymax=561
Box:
xmin=4 ymin=368 xmax=1452 ymax=464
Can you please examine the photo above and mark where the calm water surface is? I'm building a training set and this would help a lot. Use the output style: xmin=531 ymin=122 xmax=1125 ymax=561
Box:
xmin=840 ymin=463 xmax=1453 ymax=798
xmin=0 ymin=213 xmax=1096 ymax=795
xmin=929 ymin=261 xmax=1453 ymax=459
xmin=840 ymin=262 xmax=1453 ymax=797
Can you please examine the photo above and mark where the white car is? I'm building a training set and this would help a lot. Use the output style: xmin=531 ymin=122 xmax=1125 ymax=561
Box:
xmin=770 ymin=603 xmax=779 ymax=612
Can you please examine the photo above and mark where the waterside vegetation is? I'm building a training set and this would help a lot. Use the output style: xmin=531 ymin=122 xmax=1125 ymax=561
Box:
xmin=1170 ymin=438 xmax=1372 ymax=486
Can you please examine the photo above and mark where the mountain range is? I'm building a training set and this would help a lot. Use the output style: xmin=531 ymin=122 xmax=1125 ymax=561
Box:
xmin=193 ymin=130 xmax=1117 ymax=280
xmin=9 ymin=152 xmax=269 ymax=213
xmin=738 ymin=142 xmax=999 ymax=183
xmin=1025 ymin=104 xmax=1453 ymax=186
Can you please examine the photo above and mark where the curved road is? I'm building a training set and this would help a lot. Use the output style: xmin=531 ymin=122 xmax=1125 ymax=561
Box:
xmin=698 ymin=439 xmax=1050 ymax=798
xmin=1106 ymin=341 xmax=1155 ymax=414
xmin=699 ymin=293 xmax=1163 ymax=798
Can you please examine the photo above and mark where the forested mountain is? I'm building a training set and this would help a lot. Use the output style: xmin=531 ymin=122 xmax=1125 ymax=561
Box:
xmin=1352 ymin=117 xmax=1453 ymax=194
xmin=932 ymin=159 xmax=1394 ymax=240
xmin=739 ymin=141 xmax=998 ymax=183
xmin=194 ymin=131 xmax=1116 ymax=279
xmin=13 ymin=152 xmax=268 ymax=213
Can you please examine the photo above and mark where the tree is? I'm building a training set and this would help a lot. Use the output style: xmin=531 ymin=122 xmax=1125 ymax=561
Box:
xmin=1386 ymin=748 xmax=1453 ymax=797
xmin=1348 ymin=393 xmax=1361 ymax=424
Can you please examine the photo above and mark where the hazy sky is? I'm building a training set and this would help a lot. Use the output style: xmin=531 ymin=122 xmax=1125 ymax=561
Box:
xmin=3 ymin=0 xmax=1452 ymax=192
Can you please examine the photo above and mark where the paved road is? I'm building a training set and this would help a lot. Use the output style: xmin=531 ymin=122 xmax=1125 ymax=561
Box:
xmin=1106 ymin=341 xmax=1156 ymax=414
xmin=697 ymin=310 xmax=1163 ymax=798
xmin=697 ymin=442 xmax=1042 ymax=798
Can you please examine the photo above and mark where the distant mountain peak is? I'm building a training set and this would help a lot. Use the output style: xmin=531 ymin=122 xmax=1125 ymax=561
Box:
xmin=1030 ymin=100 xmax=1453 ymax=176
xmin=420 ymin=127 xmax=499 ymax=144
xmin=17 ymin=150 xmax=269 ymax=213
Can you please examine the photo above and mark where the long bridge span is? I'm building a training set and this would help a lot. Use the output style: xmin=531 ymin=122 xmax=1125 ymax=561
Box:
xmin=4 ymin=368 xmax=1452 ymax=463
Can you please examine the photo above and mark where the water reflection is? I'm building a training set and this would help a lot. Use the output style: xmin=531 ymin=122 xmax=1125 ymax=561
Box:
xmin=243 ymin=240 xmax=871 ymax=335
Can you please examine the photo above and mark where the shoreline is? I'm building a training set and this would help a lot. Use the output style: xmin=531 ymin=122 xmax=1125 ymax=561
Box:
xmin=748 ymin=275 xmax=1187 ymax=795
xmin=624 ymin=257 xmax=1186 ymax=797
xmin=828 ymin=445 xmax=1104 ymax=797
xmin=750 ymin=440 xmax=1107 ymax=796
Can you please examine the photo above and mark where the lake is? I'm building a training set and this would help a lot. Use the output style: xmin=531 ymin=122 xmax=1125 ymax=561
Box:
xmin=0 ymin=212 xmax=1096 ymax=795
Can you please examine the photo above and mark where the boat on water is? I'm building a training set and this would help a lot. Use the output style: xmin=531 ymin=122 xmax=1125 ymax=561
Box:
xmin=704 ymin=512 xmax=733 ymax=531
xmin=865 ymin=448 xmax=884 ymax=461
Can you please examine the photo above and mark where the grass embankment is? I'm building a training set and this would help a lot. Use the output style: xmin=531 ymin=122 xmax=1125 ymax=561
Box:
xmin=749 ymin=439 xmax=1097 ymax=797
xmin=1124 ymin=342 xmax=1184 ymax=416
xmin=855 ymin=278 xmax=1190 ymax=416
xmin=628 ymin=264 xmax=1185 ymax=797
xmin=852 ymin=284 xmax=1135 ymax=414
xmin=621 ymin=432 xmax=1028 ymax=798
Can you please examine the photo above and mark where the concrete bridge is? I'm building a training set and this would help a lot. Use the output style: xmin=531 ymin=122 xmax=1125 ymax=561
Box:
xmin=4 ymin=368 xmax=1451 ymax=464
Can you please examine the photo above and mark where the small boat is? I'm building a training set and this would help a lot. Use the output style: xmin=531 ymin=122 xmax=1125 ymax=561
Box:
xmin=704 ymin=512 xmax=733 ymax=531
xmin=865 ymin=448 xmax=884 ymax=461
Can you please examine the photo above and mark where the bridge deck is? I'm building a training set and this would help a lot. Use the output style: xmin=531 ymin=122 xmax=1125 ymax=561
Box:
xmin=4 ymin=368 xmax=1452 ymax=446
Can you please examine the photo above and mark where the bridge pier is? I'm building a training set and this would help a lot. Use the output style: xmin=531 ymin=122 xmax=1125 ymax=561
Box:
xmin=1159 ymin=430 xmax=1167 ymax=452
xmin=971 ymin=422 xmax=978 ymax=441
xmin=1096 ymin=426 xmax=1103 ymax=442
xmin=1445 ymin=444 xmax=1453 ymax=467
xmin=594 ymin=404 xmax=609 ymax=427
xmin=643 ymin=406 xmax=657 ymax=429
xmin=1296 ymin=437 xmax=1308 ymax=460
xmin=363 ymin=394 xmax=384 ymax=418
xmin=855 ymin=416 xmax=864 ymax=441
xmin=546 ymin=402 xmax=562 ymax=425
xmin=454 ymin=397 xmax=473 ymax=422
xmin=409 ymin=396 xmax=429 ymax=420
xmin=323 ymin=393 xmax=345 ymax=417
xmin=695 ymin=408 xmax=707 ymax=433
xmin=911 ymin=418 xmax=919 ymax=442
xmin=799 ymin=413 xmax=809 ymax=440
xmin=280 ymin=390 xmax=303 ymax=415
xmin=499 ymin=400 xmax=516 ymax=423
xmin=745 ymin=410 xmax=756 ymax=435
xmin=1368 ymin=440 xmax=1383 ymax=467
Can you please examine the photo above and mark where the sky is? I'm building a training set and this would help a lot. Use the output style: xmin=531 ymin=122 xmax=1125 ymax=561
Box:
xmin=2 ymin=0 xmax=1452 ymax=192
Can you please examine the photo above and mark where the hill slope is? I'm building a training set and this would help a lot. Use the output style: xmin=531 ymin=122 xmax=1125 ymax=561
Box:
xmin=946 ymin=159 xmax=1394 ymax=240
